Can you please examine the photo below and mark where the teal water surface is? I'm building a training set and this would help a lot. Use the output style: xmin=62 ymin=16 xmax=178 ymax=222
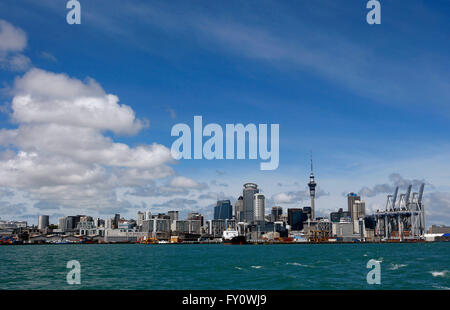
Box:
xmin=1 ymin=243 xmax=449 ymax=289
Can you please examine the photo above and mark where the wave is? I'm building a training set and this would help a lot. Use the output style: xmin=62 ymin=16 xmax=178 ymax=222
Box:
xmin=251 ymin=265 xmax=263 ymax=269
xmin=286 ymin=262 xmax=312 ymax=268
xmin=430 ymin=270 xmax=448 ymax=277
xmin=389 ymin=264 xmax=407 ymax=270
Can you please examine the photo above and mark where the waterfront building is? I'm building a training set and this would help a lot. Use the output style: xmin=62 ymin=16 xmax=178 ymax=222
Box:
xmin=214 ymin=200 xmax=233 ymax=220
xmin=429 ymin=225 xmax=450 ymax=234
xmin=171 ymin=220 xmax=190 ymax=233
xmin=38 ymin=215 xmax=49 ymax=230
xmin=332 ymin=219 xmax=355 ymax=240
xmin=118 ymin=221 xmax=134 ymax=230
xmin=104 ymin=229 xmax=147 ymax=243
xmin=242 ymin=183 xmax=259 ymax=223
xmin=142 ymin=218 xmax=171 ymax=239
xmin=78 ymin=221 xmax=105 ymax=236
xmin=145 ymin=211 xmax=151 ymax=220
xmin=58 ymin=216 xmax=78 ymax=232
xmin=0 ymin=220 xmax=27 ymax=229
xmin=253 ymin=194 xmax=265 ymax=222
xmin=188 ymin=220 xmax=201 ymax=234
xmin=209 ymin=219 xmax=226 ymax=237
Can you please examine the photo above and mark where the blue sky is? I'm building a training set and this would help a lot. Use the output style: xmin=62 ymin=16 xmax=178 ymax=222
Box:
xmin=0 ymin=0 xmax=449 ymax=225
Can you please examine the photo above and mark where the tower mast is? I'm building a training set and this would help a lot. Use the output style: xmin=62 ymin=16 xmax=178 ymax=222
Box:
xmin=308 ymin=152 xmax=317 ymax=220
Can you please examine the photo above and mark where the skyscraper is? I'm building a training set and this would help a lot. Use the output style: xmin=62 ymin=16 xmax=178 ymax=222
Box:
xmin=271 ymin=206 xmax=282 ymax=221
xmin=243 ymin=183 xmax=259 ymax=223
xmin=235 ymin=196 xmax=244 ymax=222
xmin=168 ymin=211 xmax=179 ymax=221
xmin=253 ymin=194 xmax=265 ymax=222
xmin=38 ymin=215 xmax=49 ymax=230
xmin=307 ymin=153 xmax=317 ymax=220
xmin=287 ymin=208 xmax=307 ymax=231
xmin=347 ymin=193 xmax=366 ymax=233
xmin=214 ymin=200 xmax=233 ymax=220
xmin=137 ymin=211 xmax=145 ymax=226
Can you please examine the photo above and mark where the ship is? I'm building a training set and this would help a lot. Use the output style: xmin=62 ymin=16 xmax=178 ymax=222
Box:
xmin=222 ymin=230 xmax=247 ymax=245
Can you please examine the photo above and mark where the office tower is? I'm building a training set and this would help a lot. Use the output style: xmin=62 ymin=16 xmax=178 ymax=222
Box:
xmin=243 ymin=183 xmax=259 ymax=223
xmin=347 ymin=193 xmax=366 ymax=233
xmin=271 ymin=206 xmax=282 ymax=221
xmin=288 ymin=208 xmax=307 ymax=231
xmin=214 ymin=200 xmax=233 ymax=220
xmin=114 ymin=214 xmax=120 ymax=229
xmin=347 ymin=193 xmax=360 ymax=217
xmin=253 ymin=194 xmax=265 ymax=222
xmin=330 ymin=208 xmax=352 ymax=222
xmin=187 ymin=212 xmax=204 ymax=226
xmin=38 ymin=215 xmax=49 ymax=230
xmin=137 ymin=212 xmax=145 ymax=226
xmin=307 ymin=154 xmax=317 ymax=220
xmin=58 ymin=217 xmax=66 ymax=232
xmin=168 ymin=211 xmax=179 ymax=222
xmin=145 ymin=211 xmax=151 ymax=220
xmin=235 ymin=196 xmax=244 ymax=222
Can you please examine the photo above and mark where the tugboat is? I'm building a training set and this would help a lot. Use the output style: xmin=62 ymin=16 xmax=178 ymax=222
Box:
xmin=222 ymin=230 xmax=247 ymax=245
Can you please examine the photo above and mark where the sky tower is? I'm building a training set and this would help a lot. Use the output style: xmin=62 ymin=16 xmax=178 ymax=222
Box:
xmin=308 ymin=152 xmax=317 ymax=220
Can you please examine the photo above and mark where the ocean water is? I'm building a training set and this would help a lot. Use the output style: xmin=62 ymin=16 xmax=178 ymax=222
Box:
xmin=1 ymin=243 xmax=449 ymax=290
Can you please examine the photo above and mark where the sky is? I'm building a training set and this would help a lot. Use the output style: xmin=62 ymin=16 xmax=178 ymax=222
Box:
xmin=0 ymin=0 xmax=449 ymax=226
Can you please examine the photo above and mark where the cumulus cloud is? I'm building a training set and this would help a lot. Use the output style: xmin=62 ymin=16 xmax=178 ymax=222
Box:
xmin=0 ymin=20 xmax=30 ymax=71
xmin=11 ymin=69 xmax=148 ymax=134
xmin=423 ymin=192 xmax=450 ymax=226
xmin=152 ymin=198 xmax=198 ymax=210
xmin=271 ymin=188 xmax=328 ymax=205
xmin=127 ymin=176 xmax=208 ymax=198
xmin=0 ymin=68 xmax=175 ymax=216
xmin=358 ymin=173 xmax=429 ymax=198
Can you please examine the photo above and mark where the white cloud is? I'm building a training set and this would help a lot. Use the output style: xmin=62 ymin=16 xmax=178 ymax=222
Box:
xmin=272 ymin=189 xmax=328 ymax=205
xmin=0 ymin=20 xmax=30 ymax=71
xmin=0 ymin=20 xmax=27 ymax=52
xmin=12 ymin=69 xmax=147 ymax=134
xmin=169 ymin=176 xmax=202 ymax=188
xmin=0 ymin=67 xmax=175 ymax=216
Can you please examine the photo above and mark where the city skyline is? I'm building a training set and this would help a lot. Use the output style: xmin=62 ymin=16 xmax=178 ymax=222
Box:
xmin=0 ymin=1 xmax=449 ymax=227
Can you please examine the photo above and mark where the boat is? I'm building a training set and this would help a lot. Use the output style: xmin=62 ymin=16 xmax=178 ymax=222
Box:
xmin=222 ymin=230 xmax=247 ymax=245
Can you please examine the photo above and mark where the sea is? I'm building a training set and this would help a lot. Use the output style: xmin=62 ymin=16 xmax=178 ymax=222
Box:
xmin=1 ymin=243 xmax=449 ymax=290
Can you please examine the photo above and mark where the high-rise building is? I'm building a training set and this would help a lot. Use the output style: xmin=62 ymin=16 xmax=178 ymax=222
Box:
xmin=168 ymin=211 xmax=179 ymax=222
xmin=253 ymin=194 xmax=265 ymax=222
xmin=137 ymin=212 xmax=145 ymax=226
xmin=235 ymin=196 xmax=244 ymax=222
xmin=38 ymin=215 xmax=49 ymax=230
xmin=243 ymin=183 xmax=259 ymax=223
xmin=347 ymin=193 xmax=366 ymax=233
xmin=287 ymin=208 xmax=307 ymax=231
xmin=113 ymin=214 xmax=120 ymax=229
xmin=214 ymin=200 xmax=233 ymax=220
xmin=330 ymin=208 xmax=351 ymax=222
xmin=271 ymin=206 xmax=282 ymax=221
xmin=187 ymin=212 xmax=204 ymax=227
